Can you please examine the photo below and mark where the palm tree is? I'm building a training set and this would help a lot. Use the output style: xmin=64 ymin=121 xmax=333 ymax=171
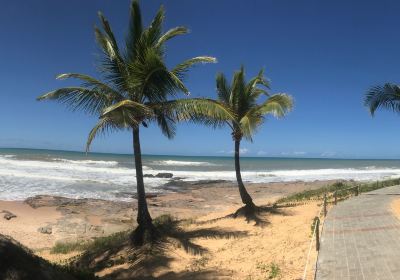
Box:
xmin=213 ymin=66 xmax=293 ymax=210
xmin=37 ymin=0 xmax=231 ymax=244
xmin=365 ymin=83 xmax=400 ymax=115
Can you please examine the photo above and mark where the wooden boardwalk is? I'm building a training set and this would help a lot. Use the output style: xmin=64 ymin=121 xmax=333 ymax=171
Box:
xmin=316 ymin=185 xmax=400 ymax=280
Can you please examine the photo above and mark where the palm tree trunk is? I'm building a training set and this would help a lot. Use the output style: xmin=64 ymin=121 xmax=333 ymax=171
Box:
xmin=234 ymin=139 xmax=254 ymax=208
xmin=132 ymin=127 xmax=156 ymax=244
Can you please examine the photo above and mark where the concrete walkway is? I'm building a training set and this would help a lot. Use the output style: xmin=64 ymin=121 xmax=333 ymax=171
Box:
xmin=316 ymin=185 xmax=400 ymax=280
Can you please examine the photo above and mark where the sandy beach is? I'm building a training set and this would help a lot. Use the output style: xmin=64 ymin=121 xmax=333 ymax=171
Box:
xmin=0 ymin=179 xmax=335 ymax=279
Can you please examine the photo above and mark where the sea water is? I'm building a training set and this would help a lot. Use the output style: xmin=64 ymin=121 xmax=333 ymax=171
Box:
xmin=1 ymin=148 xmax=400 ymax=201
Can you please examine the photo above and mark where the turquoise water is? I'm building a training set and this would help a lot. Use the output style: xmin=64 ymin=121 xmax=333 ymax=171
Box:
xmin=1 ymin=148 xmax=400 ymax=201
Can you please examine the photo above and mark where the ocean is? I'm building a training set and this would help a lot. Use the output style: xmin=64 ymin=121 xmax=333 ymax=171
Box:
xmin=1 ymin=148 xmax=400 ymax=201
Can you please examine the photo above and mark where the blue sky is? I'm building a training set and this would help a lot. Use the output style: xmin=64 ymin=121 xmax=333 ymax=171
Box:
xmin=1 ymin=0 xmax=400 ymax=158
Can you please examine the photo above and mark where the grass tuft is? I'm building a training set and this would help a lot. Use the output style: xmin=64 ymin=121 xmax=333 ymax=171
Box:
xmin=275 ymin=178 xmax=400 ymax=205
xmin=51 ymin=231 xmax=130 ymax=255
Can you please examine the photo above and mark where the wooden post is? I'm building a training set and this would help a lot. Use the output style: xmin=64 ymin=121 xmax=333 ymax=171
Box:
xmin=323 ymin=194 xmax=327 ymax=217
xmin=334 ymin=191 xmax=337 ymax=205
xmin=315 ymin=217 xmax=320 ymax=251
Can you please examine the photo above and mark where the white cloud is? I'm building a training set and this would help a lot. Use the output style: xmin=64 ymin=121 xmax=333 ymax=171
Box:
xmin=218 ymin=148 xmax=249 ymax=155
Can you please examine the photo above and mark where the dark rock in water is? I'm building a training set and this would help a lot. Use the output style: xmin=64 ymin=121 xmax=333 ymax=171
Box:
xmin=2 ymin=211 xmax=16 ymax=220
xmin=0 ymin=234 xmax=78 ymax=280
xmin=144 ymin=173 xmax=174 ymax=178
xmin=155 ymin=172 xmax=173 ymax=178
xmin=38 ymin=225 xmax=52 ymax=235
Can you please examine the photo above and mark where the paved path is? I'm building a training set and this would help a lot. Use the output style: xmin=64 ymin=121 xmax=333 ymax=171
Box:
xmin=316 ymin=185 xmax=400 ymax=280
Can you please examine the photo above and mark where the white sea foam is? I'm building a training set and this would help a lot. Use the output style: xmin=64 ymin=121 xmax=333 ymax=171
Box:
xmin=0 ymin=155 xmax=164 ymax=201
xmin=56 ymin=158 xmax=119 ymax=167
xmin=151 ymin=160 xmax=218 ymax=167
xmin=1 ymin=154 xmax=400 ymax=201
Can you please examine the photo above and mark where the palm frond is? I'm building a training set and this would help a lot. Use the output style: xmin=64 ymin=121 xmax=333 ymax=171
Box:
xmin=126 ymin=0 xmax=143 ymax=62
xmin=102 ymin=100 xmax=153 ymax=118
xmin=156 ymin=98 xmax=235 ymax=128
xmin=230 ymin=68 xmax=247 ymax=115
xmin=240 ymin=112 xmax=263 ymax=141
xmin=155 ymin=114 xmax=176 ymax=139
xmin=246 ymin=69 xmax=270 ymax=92
xmin=172 ymin=56 xmax=217 ymax=80
xmin=216 ymin=73 xmax=231 ymax=105
xmin=37 ymin=87 xmax=114 ymax=114
xmin=94 ymin=26 xmax=129 ymax=92
xmin=156 ymin=27 xmax=188 ymax=48
xmin=143 ymin=5 xmax=164 ymax=48
xmin=56 ymin=73 xmax=125 ymax=100
xmin=86 ymin=117 xmax=126 ymax=152
xmin=364 ymin=83 xmax=400 ymax=116
xmin=251 ymin=93 xmax=293 ymax=118
xmin=97 ymin=12 xmax=120 ymax=57
xmin=129 ymin=48 xmax=183 ymax=101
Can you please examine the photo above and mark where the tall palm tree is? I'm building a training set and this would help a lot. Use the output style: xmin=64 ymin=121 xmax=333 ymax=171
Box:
xmin=37 ymin=0 xmax=231 ymax=244
xmin=365 ymin=83 xmax=400 ymax=115
xmin=213 ymin=66 xmax=293 ymax=210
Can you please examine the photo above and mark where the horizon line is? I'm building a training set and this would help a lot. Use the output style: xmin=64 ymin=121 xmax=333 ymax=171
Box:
xmin=1 ymin=146 xmax=400 ymax=161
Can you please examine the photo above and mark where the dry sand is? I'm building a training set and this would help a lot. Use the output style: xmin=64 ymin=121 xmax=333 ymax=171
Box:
xmin=0 ymin=180 xmax=333 ymax=279
xmin=391 ymin=198 xmax=400 ymax=219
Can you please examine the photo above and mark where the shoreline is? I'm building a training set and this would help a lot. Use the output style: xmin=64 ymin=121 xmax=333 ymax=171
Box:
xmin=0 ymin=179 xmax=342 ymax=250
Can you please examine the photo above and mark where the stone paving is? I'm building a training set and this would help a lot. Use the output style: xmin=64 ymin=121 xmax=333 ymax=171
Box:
xmin=316 ymin=185 xmax=400 ymax=280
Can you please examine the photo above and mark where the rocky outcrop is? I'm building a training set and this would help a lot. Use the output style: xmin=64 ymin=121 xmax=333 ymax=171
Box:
xmin=144 ymin=172 xmax=173 ymax=178
xmin=0 ymin=234 xmax=77 ymax=280
xmin=23 ymin=195 xmax=133 ymax=244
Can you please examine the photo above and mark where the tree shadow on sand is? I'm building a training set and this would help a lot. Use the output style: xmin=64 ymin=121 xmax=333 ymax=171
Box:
xmin=193 ymin=204 xmax=290 ymax=227
xmin=73 ymin=215 xmax=247 ymax=279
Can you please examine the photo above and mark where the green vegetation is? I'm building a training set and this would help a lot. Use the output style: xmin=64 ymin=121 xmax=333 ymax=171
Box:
xmin=256 ymin=262 xmax=281 ymax=279
xmin=51 ymin=231 xmax=130 ymax=255
xmin=275 ymin=178 xmax=400 ymax=205
xmin=208 ymin=66 xmax=293 ymax=209
xmin=37 ymin=0 xmax=230 ymax=245
xmin=51 ymin=240 xmax=88 ymax=254
xmin=188 ymin=256 xmax=210 ymax=272
xmin=365 ymin=83 xmax=400 ymax=115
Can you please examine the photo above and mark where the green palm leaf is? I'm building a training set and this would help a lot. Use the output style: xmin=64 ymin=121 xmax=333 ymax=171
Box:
xmin=56 ymin=73 xmax=125 ymax=100
xmin=156 ymin=26 xmax=188 ymax=48
xmin=172 ymin=56 xmax=217 ymax=80
xmin=86 ymin=116 xmax=128 ymax=152
xmin=254 ymin=94 xmax=293 ymax=117
xmin=126 ymin=0 xmax=143 ymax=62
xmin=37 ymin=87 xmax=113 ymax=114
xmin=101 ymin=100 xmax=153 ymax=117
xmin=365 ymin=83 xmax=400 ymax=116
